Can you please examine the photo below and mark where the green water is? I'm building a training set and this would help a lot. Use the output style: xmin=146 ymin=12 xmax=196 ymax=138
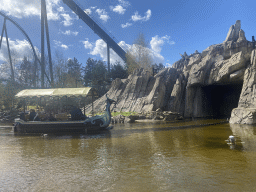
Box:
xmin=1 ymin=120 xmax=256 ymax=191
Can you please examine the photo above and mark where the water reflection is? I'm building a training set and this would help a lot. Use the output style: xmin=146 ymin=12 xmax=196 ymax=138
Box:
xmin=1 ymin=121 xmax=256 ymax=191
xmin=229 ymin=123 xmax=256 ymax=151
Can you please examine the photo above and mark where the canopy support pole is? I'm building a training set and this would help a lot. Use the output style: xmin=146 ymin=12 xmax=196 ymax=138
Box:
xmin=23 ymin=99 xmax=26 ymax=115
xmin=92 ymin=91 xmax=94 ymax=116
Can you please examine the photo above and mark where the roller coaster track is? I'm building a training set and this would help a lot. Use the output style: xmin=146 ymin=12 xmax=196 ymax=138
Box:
xmin=62 ymin=0 xmax=127 ymax=63
xmin=0 ymin=11 xmax=51 ymax=84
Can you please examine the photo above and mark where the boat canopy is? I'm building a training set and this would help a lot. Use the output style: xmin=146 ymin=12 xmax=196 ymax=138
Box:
xmin=15 ymin=87 xmax=97 ymax=98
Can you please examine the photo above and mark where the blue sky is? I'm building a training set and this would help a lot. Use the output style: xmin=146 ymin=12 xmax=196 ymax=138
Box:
xmin=0 ymin=0 xmax=256 ymax=70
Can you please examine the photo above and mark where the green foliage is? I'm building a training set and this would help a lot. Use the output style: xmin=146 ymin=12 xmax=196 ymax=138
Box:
xmin=67 ymin=57 xmax=81 ymax=78
xmin=1 ymin=81 xmax=21 ymax=110
xmin=83 ymin=58 xmax=94 ymax=87
xmin=0 ymin=82 xmax=4 ymax=110
xmin=53 ymin=51 xmax=68 ymax=88
xmin=92 ymin=60 xmax=108 ymax=85
xmin=83 ymin=58 xmax=129 ymax=96
xmin=83 ymin=58 xmax=109 ymax=96
xmin=53 ymin=54 xmax=83 ymax=88
xmin=66 ymin=57 xmax=82 ymax=87
xmin=110 ymin=61 xmax=128 ymax=80
xmin=111 ymin=111 xmax=138 ymax=117
xmin=89 ymin=111 xmax=138 ymax=117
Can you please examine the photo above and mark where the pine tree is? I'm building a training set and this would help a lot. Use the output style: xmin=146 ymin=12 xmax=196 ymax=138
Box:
xmin=110 ymin=61 xmax=128 ymax=80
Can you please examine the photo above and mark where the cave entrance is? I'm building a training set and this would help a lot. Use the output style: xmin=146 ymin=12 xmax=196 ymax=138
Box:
xmin=202 ymin=83 xmax=243 ymax=118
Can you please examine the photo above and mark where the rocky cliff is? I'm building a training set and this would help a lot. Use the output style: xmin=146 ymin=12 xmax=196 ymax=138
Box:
xmin=85 ymin=20 xmax=256 ymax=124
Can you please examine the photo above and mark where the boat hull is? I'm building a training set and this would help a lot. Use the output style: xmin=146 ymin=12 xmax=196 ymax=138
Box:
xmin=14 ymin=119 xmax=109 ymax=133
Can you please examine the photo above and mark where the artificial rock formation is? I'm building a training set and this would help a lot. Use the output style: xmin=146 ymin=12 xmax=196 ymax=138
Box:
xmin=229 ymin=49 xmax=256 ymax=124
xmin=224 ymin=20 xmax=245 ymax=42
xmin=85 ymin=68 xmax=180 ymax=113
xmin=86 ymin=20 xmax=256 ymax=124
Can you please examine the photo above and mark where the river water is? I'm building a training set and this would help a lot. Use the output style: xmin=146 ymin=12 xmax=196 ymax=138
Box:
xmin=1 ymin=120 xmax=256 ymax=192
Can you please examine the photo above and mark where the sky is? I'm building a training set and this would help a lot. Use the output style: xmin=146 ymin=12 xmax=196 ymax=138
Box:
xmin=0 ymin=0 xmax=256 ymax=71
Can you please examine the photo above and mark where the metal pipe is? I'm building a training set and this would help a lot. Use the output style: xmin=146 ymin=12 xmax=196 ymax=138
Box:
xmin=4 ymin=23 xmax=14 ymax=82
xmin=0 ymin=18 xmax=6 ymax=49
xmin=41 ymin=0 xmax=45 ymax=88
xmin=0 ymin=11 xmax=51 ymax=85
xmin=107 ymin=43 xmax=110 ymax=73
xmin=43 ymin=0 xmax=54 ymax=87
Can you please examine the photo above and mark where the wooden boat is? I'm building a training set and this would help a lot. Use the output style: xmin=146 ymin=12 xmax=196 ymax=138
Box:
xmin=13 ymin=88 xmax=115 ymax=133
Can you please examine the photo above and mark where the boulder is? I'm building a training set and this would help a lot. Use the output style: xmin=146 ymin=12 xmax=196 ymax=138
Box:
xmin=229 ymin=108 xmax=256 ymax=124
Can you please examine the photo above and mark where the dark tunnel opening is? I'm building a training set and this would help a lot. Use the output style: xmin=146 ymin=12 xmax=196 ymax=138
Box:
xmin=202 ymin=83 xmax=243 ymax=119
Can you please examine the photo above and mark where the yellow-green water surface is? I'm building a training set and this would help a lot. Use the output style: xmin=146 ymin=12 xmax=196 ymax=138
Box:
xmin=1 ymin=120 xmax=256 ymax=191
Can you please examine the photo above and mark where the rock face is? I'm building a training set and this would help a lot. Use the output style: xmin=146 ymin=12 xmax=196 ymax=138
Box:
xmin=86 ymin=20 xmax=256 ymax=124
xmin=225 ymin=20 xmax=240 ymax=41
xmin=85 ymin=68 xmax=180 ymax=113
xmin=229 ymin=49 xmax=256 ymax=124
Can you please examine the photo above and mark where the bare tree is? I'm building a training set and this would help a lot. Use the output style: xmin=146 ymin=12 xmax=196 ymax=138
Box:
xmin=53 ymin=51 xmax=68 ymax=88
xmin=126 ymin=33 xmax=153 ymax=74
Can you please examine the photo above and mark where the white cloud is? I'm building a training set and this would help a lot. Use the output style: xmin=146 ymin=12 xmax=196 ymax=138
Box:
xmin=61 ymin=44 xmax=68 ymax=49
xmin=0 ymin=37 xmax=38 ymax=62
xmin=82 ymin=38 xmax=165 ymax=65
xmin=91 ymin=39 xmax=121 ymax=64
xmin=84 ymin=6 xmax=97 ymax=15
xmin=131 ymin=9 xmax=151 ymax=22
xmin=127 ymin=44 xmax=164 ymax=64
xmin=0 ymin=37 xmax=41 ymax=79
xmin=118 ymin=41 xmax=131 ymax=51
xmin=54 ymin=40 xmax=68 ymax=50
xmin=0 ymin=0 xmax=61 ymax=20
xmin=82 ymin=39 xmax=93 ymax=50
xmin=112 ymin=5 xmax=126 ymax=14
xmin=121 ymin=22 xmax=132 ymax=28
xmin=59 ymin=30 xmax=78 ymax=36
xmin=82 ymin=39 xmax=124 ymax=64
xmin=84 ymin=9 xmax=92 ymax=15
xmin=61 ymin=13 xmax=73 ymax=26
xmin=57 ymin=6 xmax=64 ymax=13
xmin=96 ymin=9 xmax=110 ymax=22
xmin=165 ymin=63 xmax=172 ymax=67
xmin=118 ymin=0 xmax=131 ymax=7
xmin=150 ymin=35 xmax=175 ymax=53
xmin=99 ymin=15 xmax=110 ymax=22
xmin=0 ymin=62 xmax=11 ymax=79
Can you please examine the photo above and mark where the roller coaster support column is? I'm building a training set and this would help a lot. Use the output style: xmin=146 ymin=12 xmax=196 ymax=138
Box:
xmin=0 ymin=18 xmax=15 ymax=82
xmin=41 ymin=0 xmax=54 ymax=88
xmin=41 ymin=0 xmax=45 ymax=88
xmin=107 ymin=44 xmax=110 ymax=73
